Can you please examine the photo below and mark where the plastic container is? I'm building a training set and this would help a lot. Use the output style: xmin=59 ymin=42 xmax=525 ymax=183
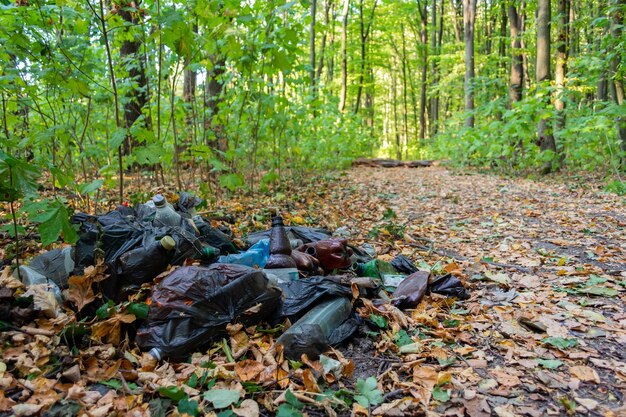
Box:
xmin=354 ymin=259 xmax=397 ymax=279
xmin=198 ymin=245 xmax=221 ymax=261
xmin=13 ymin=266 xmax=63 ymax=304
xmin=216 ymin=238 xmax=270 ymax=268
xmin=152 ymin=194 xmax=182 ymax=227
xmin=263 ymin=268 xmax=299 ymax=284
xmin=277 ymin=297 xmax=352 ymax=359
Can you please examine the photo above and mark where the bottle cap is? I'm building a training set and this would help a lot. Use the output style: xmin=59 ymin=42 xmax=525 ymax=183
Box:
xmin=160 ymin=236 xmax=176 ymax=251
xmin=153 ymin=194 xmax=166 ymax=207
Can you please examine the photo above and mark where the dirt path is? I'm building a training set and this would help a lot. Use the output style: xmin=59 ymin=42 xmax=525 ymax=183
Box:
xmin=332 ymin=167 xmax=626 ymax=416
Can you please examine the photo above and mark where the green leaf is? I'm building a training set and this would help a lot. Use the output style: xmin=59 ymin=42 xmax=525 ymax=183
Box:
xmin=203 ymin=389 xmax=240 ymax=409
xmin=35 ymin=201 xmax=78 ymax=246
xmin=101 ymin=379 xmax=123 ymax=390
xmin=537 ymin=359 xmax=564 ymax=369
xmin=110 ymin=128 xmax=128 ymax=149
xmin=78 ymin=179 xmax=103 ymax=195
xmin=394 ymin=330 xmax=413 ymax=347
xmin=0 ymin=151 xmax=41 ymax=200
xmin=276 ymin=404 xmax=303 ymax=417
xmin=177 ymin=399 xmax=198 ymax=416
xmin=355 ymin=377 xmax=383 ymax=407
xmin=95 ymin=300 xmax=115 ymax=319
xmin=158 ymin=386 xmax=188 ymax=402
xmin=285 ymin=389 xmax=304 ymax=409
xmin=216 ymin=410 xmax=236 ymax=417
xmin=369 ymin=314 xmax=387 ymax=329
xmin=432 ymin=386 xmax=450 ymax=402
xmin=126 ymin=302 xmax=149 ymax=319
xmin=219 ymin=173 xmax=245 ymax=191
xmin=542 ymin=337 xmax=579 ymax=350
xmin=576 ymin=286 xmax=619 ymax=297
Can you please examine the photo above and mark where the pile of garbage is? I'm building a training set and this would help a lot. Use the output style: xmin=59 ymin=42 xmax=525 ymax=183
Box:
xmin=6 ymin=192 xmax=469 ymax=362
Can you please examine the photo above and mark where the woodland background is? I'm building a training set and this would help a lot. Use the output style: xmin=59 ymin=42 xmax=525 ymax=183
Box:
xmin=1 ymin=0 xmax=625 ymax=245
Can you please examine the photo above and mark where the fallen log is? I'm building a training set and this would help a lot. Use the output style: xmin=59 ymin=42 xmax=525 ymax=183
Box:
xmin=352 ymin=158 xmax=434 ymax=168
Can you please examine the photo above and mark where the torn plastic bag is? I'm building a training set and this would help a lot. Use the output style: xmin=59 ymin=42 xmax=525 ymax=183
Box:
xmin=114 ymin=236 xmax=175 ymax=287
xmin=277 ymin=276 xmax=352 ymax=319
xmin=28 ymin=246 xmax=75 ymax=289
xmin=246 ymin=226 xmax=331 ymax=247
xmin=277 ymin=297 xmax=356 ymax=359
xmin=193 ymin=216 xmax=238 ymax=254
xmin=216 ymin=239 xmax=270 ymax=268
xmin=392 ymin=271 xmax=430 ymax=309
xmin=429 ymin=273 xmax=470 ymax=300
xmin=391 ymin=255 xmax=418 ymax=275
xmin=136 ymin=265 xmax=281 ymax=360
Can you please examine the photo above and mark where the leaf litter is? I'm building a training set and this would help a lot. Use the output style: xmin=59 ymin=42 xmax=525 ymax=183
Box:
xmin=0 ymin=166 xmax=625 ymax=416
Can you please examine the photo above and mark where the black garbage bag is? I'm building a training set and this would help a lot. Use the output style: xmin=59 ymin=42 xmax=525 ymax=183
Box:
xmin=136 ymin=265 xmax=281 ymax=360
xmin=194 ymin=216 xmax=239 ymax=254
xmin=246 ymin=226 xmax=332 ymax=247
xmin=391 ymin=255 xmax=418 ymax=275
xmin=277 ymin=276 xmax=352 ymax=319
xmin=28 ymin=247 xmax=75 ymax=289
xmin=176 ymin=192 xmax=203 ymax=214
xmin=276 ymin=297 xmax=358 ymax=360
xmin=99 ymin=211 xmax=145 ymax=264
xmin=428 ymin=273 xmax=470 ymax=300
xmin=72 ymin=213 xmax=99 ymax=271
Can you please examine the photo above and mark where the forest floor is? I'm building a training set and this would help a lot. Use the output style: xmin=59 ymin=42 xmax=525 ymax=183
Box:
xmin=1 ymin=166 xmax=625 ymax=417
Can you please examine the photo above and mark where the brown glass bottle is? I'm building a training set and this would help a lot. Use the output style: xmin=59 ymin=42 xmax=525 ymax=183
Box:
xmin=265 ymin=216 xmax=297 ymax=269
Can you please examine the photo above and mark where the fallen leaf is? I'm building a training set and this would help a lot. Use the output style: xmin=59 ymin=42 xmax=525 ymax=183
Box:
xmin=569 ymin=366 xmax=600 ymax=383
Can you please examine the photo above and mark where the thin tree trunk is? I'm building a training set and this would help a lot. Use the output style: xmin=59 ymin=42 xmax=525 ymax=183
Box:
xmin=508 ymin=5 xmax=524 ymax=105
xmin=499 ymin=1 xmax=507 ymax=74
xmin=355 ymin=0 xmax=378 ymax=114
xmin=451 ymin=0 xmax=463 ymax=43
xmin=463 ymin=0 xmax=476 ymax=128
xmin=520 ymin=3 xmax=531 ymax=91
xmin=317 ymin=0 xmax=333 ymax=80
xmin=339 ymin=0 xmax=350 ymax=112
xmin=609 ymin=0 xmax=626 ymax=166
xmin=310 ymin=0 xmax=317 ymax=88
xmin=401 ymin=23 xmax=409 ymax=155
xmin=391 ymin=59 xmax=401 ymax=160
xmin=536 ymin=0 xmax=558 ymax=173
xmin=555 ymin=0 xmax=570 ymax=133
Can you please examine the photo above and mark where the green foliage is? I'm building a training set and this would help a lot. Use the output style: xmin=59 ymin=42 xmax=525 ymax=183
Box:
xmin=354 ymin=377 xmax=383 ymax=408
xmin=276 ymin=390 xmax=304 ymax=417
xmin=203 ymin=389 xmax=241 ymax=409
xmin=542 ymin=337 xmax=579 ymax=350
xmin=604 ymin=180 xmax=626 ymax=196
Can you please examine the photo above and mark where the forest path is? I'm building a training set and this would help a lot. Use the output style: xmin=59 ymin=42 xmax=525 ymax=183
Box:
xmin=331 ymin=167 xmax=626 ymax=415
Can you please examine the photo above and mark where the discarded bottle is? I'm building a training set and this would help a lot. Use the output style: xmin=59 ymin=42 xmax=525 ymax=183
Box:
xmin=296 ymin=239 xmax=353 ymax=271
xmin=263 ymin=267 xmax=299 ymax=284
xmin=217 ymin=238 xmax=270 ymax=268
xmin=354 ymin=259 xmax=397 ymax=279
xmin=13 ymin=266 xmax=63 ymax=304
xmin=198 ymin=245 xmax=221 ymax=262
xmin=152 ymin=194 xmax=182 ymax=227
xmin=116 ymin=235 xmax=176 ymax=285
xmin=265 ymin=216 xmax=297 ymax=269
xmin=277 ymin=297 xmax=352 ymax=359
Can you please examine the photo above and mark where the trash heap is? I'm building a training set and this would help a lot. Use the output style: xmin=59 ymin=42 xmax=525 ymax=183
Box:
xmin=8 ymin=192 xmax=470 ymax=362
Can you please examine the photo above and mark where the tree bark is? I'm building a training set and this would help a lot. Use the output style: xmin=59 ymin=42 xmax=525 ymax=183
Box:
xmin=119 ymin=0 xmax=148 ymax=155
xmin=310 ymin=0 xmax=317 ymax=89
xmin=316 ymin=0 xmax=333 ymax=81
xmin=536 ymin=0 xmax=557 ymax=172
xmin=508 ymin=5 xmax=523 ymax=105
xmin=339 ymin=0 xmax=350 ymax=112
xmin=355 ymin=0 xmax=378 ymax=114
xmin=463 ymin=0 xmax=476 ymax=128
xmin=417 ymin=1 xmax=428 ymax=141
xmin=609 ymin=0 xmax=626 ymax=166
xmin=555 ymin=0 xmax=570 ymax=133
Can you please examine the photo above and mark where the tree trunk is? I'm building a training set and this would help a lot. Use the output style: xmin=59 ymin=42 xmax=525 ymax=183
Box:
xmin=536 ymin=0 xmax=557 ymax=172
xmin=555 ymin=0 xmax=570 ymax=133
xmin=463 ymin=0 xmax=476 ymax=128
xmin=310 ymin=0 xmax=317 ymax=89
xmin=451 ymin=0 xmax=463 ymax=43
xmin=119 ymin=1 xmax=148 ymax=156
xmin=401 ymin=23 xmax=409 ymax=155
xmin=499 ymin=1 xmax=507 ymax=74
xmin=609 ymin=0 xmax=626 ymax=166
xmin=355 ymin=0 xmax=378 ymax=114
xmin=508 ymin=5 xmax=523 ymax=105
xmin=418 ymin=1 xmax=428 ymax=141
xmin=316 ymin=0 xmax=333 ymax=81
xmin=391 ymin=58 xmax=401 ymax=160
xmin=339 ymin=0 xmax=350 ymax=112
xmin=205 ymin=55 xmax=227 ymax=154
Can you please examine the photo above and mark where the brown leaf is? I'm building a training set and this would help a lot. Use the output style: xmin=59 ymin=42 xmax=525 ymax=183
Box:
xmin=302 ymin=368 xmax=321 ymax=393
xmin=67 ymin=275 xmax=95 ymax=312
xmin=235 ymin=360 xmax=265 ymax=382
xmin=233 ymin=399 xmax=260 ymax=417
xmin=569 ymin=365 xmax=600 ymax=383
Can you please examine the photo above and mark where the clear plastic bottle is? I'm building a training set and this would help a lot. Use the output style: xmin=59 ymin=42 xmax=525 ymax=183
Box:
xmin=13 ymin=266 xmax=63 ymax=304
xmin=152 ymin=194 xmax=182 ymax=227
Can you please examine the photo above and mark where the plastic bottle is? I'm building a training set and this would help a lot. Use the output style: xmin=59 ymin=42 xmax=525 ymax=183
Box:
xmin=152 ymin=194 xmax=182 ymax=227
xmin=116 ymin=236 xmax=176 ymax=285
xmin=265 ymin=216 xmax=297 ymax=269
xmin=198 ymin=245 xmax=221 ymax=262
xmin=277 ymin=297 xmax=352 ymax=359
xmin=216 ymin=238 xmax=270 ymax=268
xmin=354 ymin=259 xmax=397 ymax=278
xmin=13 ymin=266 xmax=63 ymax=304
